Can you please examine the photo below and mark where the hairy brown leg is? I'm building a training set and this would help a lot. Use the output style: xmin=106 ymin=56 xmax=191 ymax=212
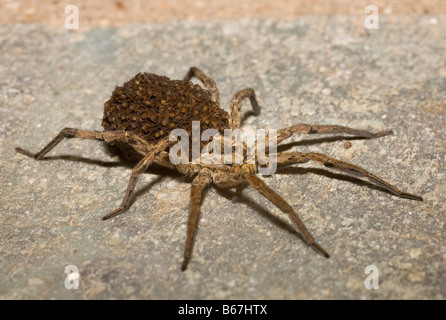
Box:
xmin=275 ymin=152 xmax=310 ymax=167
xmin=16 ymin=126 xmax=176 ymax=170
xmin=16 ymin=128 xmax=103 ymax=159
xmin=181 ymin=168 xmax=212 ymax=271
xmin=276 ymin=124 xmax=393 ymax=145
xmin=102 ymin=137 xmax=173 ymax=220
xmin=229 ymin=88 xmax=261 ymax=129
xmin=183 ymin=66 xmax=220 ymax=104
xmin=288 ymin=151 xmax=423 ymax=201
xmin=245 ymin=174 xmax=330 ymax=258
xmin=15 ymin=127 xmax=158 ymax=160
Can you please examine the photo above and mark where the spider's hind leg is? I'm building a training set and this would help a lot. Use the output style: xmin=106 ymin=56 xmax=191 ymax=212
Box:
xmin=15 ymin=127 xmax=155 ymax=160
xmin=276 ymin=123 xmax=393 ymax=145
xmin=298 ymin=152 xmax=423 ymax=201
xmin=275 ymin=151 xmax=310 ymax=168
xmin=15 ymin=128 xmax=104 ymax=160
xmin=181 ymin=168 xmax=212 ymax=271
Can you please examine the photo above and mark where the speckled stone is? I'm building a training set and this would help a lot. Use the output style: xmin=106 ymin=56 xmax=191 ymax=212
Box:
xmin=1 ymin=16 xmax=445 ymax=299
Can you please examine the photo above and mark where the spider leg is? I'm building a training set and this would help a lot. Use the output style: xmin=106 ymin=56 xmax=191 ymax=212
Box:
xmin=276 ymin=124 xmax=393 ymax=145
xmin=292 ymin=152 xmax=423 ymax=201
xmin=183 ymin=67 xmax=220 ymax=104
xmin=15 ymin=127 xmax=157 ymax=160
xmin=181 ymin=168 xmax=212 ymax=271
xmin=245 ymin=174 xmax=329 ymax=258
xmin=153 ymin=150 xmax=176 ymax=169
xmin=275 ymin=152 xmax=310 ymax=167
xmin=16 ymin=128 xmax=104 ymax=159
xmin=229 ymin=88 xmax=261 ymax=129
xmin=102 ymin=137 xmax=173 ymax=220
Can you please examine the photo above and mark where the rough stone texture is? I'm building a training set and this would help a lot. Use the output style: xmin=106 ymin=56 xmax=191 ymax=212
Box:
xmin=1 ymin=16 xmax=445 ymax=299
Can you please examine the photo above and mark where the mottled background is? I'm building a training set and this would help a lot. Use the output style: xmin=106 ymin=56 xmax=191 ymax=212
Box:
xmin=0 ymin=1 xmax=445 ymax=299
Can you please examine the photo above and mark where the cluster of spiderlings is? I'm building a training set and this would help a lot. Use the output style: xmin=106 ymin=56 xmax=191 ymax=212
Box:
xmin=102 ymin=72 xmax=229 ymax=160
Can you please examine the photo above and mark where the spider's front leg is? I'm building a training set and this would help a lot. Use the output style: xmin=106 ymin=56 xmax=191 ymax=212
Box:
xmin=102 ymin=137 xmax=173 ymax=220
xmin=181 ymin=168 xmax=212 ymax=271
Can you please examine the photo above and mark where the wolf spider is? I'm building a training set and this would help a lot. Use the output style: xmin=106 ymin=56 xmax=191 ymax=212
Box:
xmin=16 ymin=67 xmax=423 ymax=271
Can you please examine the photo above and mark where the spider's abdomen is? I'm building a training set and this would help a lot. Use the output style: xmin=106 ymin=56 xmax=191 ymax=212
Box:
xmin=102 ymin=72 xmax=229 ymax=159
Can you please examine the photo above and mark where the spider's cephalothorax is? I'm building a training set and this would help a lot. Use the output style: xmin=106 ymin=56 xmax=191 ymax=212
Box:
xmin=16 ymin=67 xmax=423 ymax=271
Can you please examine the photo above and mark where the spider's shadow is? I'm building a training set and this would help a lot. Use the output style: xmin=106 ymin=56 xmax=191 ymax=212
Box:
xmin=213 ymin=165 xmax=399 ymax=253
xmin=214 ymin=187 xmax=301 ymax=238
xmin=40 ymin=152 xmax=401 ymax=207
xmin=241 ymin=110 xmax=259 ymax=125
xmin=39 ymin=144 xmax=184 ymax=210
xmin=39 ymin=139 xmax=400 ymax=240
xmin=273 ymin=166 xmax=396 ymax=196
xmin=39 ymin=143 xmax=179 ymax=174
xmin=273 ymin=135 xmax=401 ymax=197
xmin=214 ymin=186 xmax=318 ymax=255
xmin=41 ymin=154 xmax=179 ymax=176
xmin=39 ymin=135 xmax=361 ymax=169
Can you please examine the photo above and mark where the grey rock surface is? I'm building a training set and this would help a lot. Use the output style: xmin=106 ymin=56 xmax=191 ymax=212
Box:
xmin=1 ymin=16 xmax=445 ymax=299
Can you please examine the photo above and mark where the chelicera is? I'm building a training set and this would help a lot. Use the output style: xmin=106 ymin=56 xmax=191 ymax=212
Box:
xmin=16 ymin=67 xmax=423 ymax=271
